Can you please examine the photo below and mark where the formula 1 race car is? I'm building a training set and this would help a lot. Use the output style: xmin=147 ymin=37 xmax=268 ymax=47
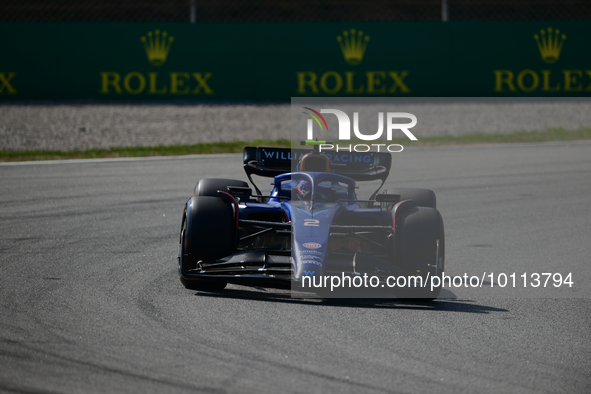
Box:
xmin=177 ymin=143 xmax=445 ymax=299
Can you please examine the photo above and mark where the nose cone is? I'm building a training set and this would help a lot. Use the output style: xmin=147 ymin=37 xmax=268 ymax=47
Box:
xmin=291 ymin=202 xmax=341 ymax=279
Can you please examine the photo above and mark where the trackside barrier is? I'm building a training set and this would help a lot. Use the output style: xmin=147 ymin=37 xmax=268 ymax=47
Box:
xmin=1 ymin=21 xmax=590 ymax=100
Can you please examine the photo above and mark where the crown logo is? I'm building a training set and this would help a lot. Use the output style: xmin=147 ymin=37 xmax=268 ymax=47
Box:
xmin=534 ymin=27 xmax=566 ymax=64
xmin=141 ymin=29 xmax=174 ymax=66
xmin=337 ymin=29 xmax=370 ymax=65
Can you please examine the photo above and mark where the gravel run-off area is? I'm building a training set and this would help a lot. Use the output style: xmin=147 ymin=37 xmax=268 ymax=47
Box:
xmin=1 ymin=98 xmax=590 ymax=152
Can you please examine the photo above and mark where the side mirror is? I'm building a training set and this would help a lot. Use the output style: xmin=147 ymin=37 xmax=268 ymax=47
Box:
xmin=227 ymin=186 xmax=252 ymax=202
xmin=376 ymin=194 xmax=401 ymax=203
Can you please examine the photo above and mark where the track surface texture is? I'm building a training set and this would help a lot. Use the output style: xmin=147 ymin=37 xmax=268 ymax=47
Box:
xmin=1 ymin=141 xmax=590 ymax=393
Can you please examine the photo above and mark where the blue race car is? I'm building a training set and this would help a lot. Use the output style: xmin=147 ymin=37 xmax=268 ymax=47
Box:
xmin=178 ymin=143 xmax=445 ymax=299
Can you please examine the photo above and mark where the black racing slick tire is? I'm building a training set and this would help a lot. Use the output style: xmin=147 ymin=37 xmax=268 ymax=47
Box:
xmin=194 ymin=178 xmax=249 ymax=198
xmin=394 ymin=206 xmax=445 ymax=300
xmin=390 ymin=188 xmax=437 ymax=209
xmin=179 ymin=196 xmax=233 ymax=291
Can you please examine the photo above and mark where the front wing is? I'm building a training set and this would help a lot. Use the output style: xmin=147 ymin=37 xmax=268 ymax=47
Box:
xmin=180 ymin=219 xmax=422 ymax=288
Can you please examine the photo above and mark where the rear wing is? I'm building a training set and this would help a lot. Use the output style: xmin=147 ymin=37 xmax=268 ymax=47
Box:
xmin=243 ymin=146 xmax=392 ymax=194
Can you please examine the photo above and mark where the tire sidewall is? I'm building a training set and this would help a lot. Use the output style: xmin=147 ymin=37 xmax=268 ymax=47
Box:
xmin=395 ymin=206 xmax=445 ymax=299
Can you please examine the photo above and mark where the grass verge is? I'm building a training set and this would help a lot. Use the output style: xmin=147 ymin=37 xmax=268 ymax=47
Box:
xmin=1 ymin=128 xmax=590 ymax=162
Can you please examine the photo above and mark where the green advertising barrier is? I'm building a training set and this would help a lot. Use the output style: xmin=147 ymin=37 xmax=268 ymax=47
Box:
xmin=1 ymin=21 xmax=590 ymax=101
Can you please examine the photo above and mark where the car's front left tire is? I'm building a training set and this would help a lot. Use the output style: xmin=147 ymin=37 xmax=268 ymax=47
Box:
xmin=394 ymin=205 xmax=445 ymax=300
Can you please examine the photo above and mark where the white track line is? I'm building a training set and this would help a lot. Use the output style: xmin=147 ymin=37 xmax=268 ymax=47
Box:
xmin=0 ymin=153 xmax=239 ymax=166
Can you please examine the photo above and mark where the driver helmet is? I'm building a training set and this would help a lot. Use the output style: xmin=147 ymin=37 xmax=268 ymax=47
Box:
xmin=297 ymin=180 xmax=312 ymax=200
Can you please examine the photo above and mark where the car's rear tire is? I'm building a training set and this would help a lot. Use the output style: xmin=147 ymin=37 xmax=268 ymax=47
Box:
xmin=390 ymin=188 xmax=436 ymax=209
xmin=179 ymin=196 xmax=233 ymax=290
xmin=394 ymin=206 xmax=445 ymax=300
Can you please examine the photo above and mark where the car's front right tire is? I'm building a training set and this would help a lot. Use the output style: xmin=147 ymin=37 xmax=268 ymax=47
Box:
xmin=179 ymin=196 xmax=233 ymax=291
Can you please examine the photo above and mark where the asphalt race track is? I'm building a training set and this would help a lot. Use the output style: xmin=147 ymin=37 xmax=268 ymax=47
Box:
xmin=1 ymin=141 xmax=590 ymax=393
